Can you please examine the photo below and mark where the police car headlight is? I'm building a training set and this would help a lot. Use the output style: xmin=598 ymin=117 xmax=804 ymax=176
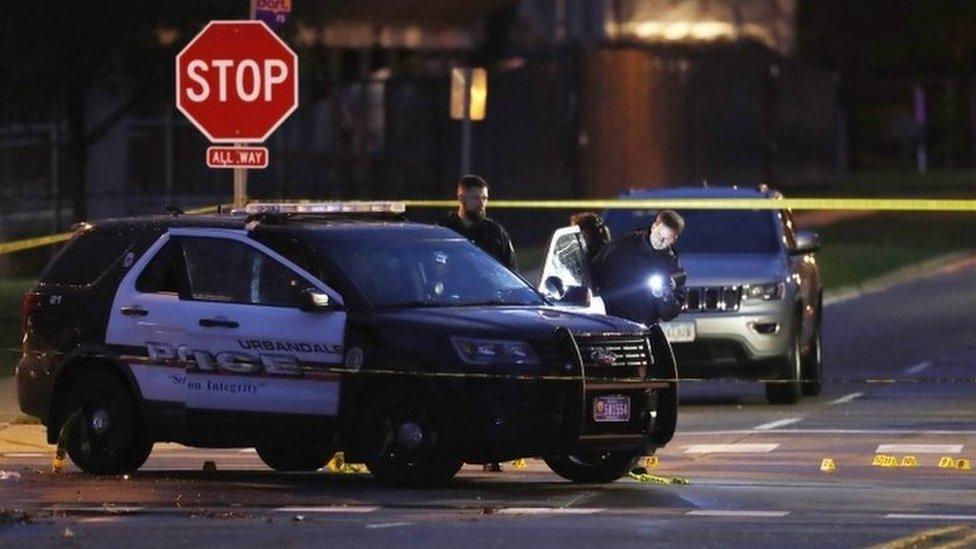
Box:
xmin=451 ymin=337 xmax=539 ymax=365
xmin=742 ymin=282 xmax=786 ymax=301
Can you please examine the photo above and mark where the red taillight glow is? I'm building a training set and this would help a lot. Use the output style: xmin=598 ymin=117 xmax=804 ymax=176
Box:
xmin=21 ymin=292 xmax=42 ymax=335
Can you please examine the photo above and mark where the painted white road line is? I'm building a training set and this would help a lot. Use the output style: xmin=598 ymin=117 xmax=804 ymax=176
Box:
xmin=753 ymin=418 xmax=802 ymax=431
xmin=684 ymin=444 xmax=779 ymax=454
xmin=238 ymin=448 xmax=257 ymax=453
xmin=876 ymin=444 xmax=963 ymax=454
xmin=366 ymin=522 xmax=413 ymax=530
xmin=275 ymin=506 xmax=379 ymax=514
xmin=1 ymin=452 xmax=49 ymax=458
xmin=904 ymin=361 xmax=933 ymax=374
xmin=498 ymin=508 xmax=604 ymax=515
xmin=829 ymin=392 xmax=863 ymax=405
xmin=687 ymin=510 xmax=789 ymax=518
xmin=885 ymin=514 xmax=976 ymax=521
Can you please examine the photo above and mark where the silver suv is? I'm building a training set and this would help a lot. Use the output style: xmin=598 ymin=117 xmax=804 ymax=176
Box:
xmin=540 ymin=186 xmax=823 ymax=404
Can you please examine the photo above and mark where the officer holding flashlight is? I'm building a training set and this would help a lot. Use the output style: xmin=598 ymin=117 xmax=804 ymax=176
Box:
xmin=591 ymin=210 xmax=687 ymax=325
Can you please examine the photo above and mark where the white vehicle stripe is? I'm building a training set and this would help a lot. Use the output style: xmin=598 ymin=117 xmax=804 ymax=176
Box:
xmin=875 ymin=444 xmax=963 ymax=454
xmin=687 ymin=510 xmax=789 ymax=518
xmin=753 ymin=418 xmax=802 ymax=430
xmin=829 ymin=392 xmax=863 ymax=405
xmin=684 ymin=444 xmax=779 ymax=454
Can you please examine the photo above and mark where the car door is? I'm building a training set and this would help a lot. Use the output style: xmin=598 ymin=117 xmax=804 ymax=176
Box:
xmin=172 ymin=229 xmax=346 ymax=433
xmin=106 ymin=232 xmax=191 ymax=435
xmin=538 ymin=225 xmax=606 ymax=314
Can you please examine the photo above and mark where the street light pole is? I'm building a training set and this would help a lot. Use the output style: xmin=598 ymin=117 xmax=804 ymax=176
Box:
xmin=460 ymin=68 xmax=472 ymax=176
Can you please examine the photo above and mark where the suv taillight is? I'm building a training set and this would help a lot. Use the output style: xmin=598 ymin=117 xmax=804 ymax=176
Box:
xmin=21 ymin=292 xmax=42 ymax=335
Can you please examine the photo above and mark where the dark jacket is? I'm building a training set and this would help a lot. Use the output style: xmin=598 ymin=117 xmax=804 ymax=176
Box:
xmin=590 ymin=229 xmax=686 ymax=324
xmin=440 ymin=211 xmax=518 ymax=271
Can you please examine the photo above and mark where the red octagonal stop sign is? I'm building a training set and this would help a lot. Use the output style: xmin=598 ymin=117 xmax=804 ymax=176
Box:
xmin=176 ymin=20 xmax=298 ymax=143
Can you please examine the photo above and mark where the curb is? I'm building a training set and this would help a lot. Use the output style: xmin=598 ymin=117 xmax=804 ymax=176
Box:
xmin=824 ymin=251 xmax=976 ymax=307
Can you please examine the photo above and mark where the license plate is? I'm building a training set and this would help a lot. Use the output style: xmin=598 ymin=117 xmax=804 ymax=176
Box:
xmin=660 ymin=321 xmax=696 ymax=343
xmin=593 ymin=394 xmax=630 ymax=422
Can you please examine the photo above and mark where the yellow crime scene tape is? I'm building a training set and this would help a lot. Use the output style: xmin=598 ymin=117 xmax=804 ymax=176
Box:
xmin=0 ymin=205 xmax=221 ymax=257
xmin=2 ymin=196 xmax=975 ymax=256
xmin=402 ymin=197 xmax=976 ymax=211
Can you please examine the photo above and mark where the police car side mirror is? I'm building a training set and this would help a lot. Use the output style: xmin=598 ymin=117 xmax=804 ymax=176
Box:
xmin=299 ymin=288 xmax=336 ymax=313
xmin=791 ymin=230 xmax=821 ymax=255
xmin=543 ymin=276 xmax=566 ymax=300
xmin=560 ymin=285 xmax=592 ymax=308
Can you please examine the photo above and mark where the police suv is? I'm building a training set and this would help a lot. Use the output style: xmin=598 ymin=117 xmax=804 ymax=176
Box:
xmin=18 ymin=202 xmax=678 ymax=485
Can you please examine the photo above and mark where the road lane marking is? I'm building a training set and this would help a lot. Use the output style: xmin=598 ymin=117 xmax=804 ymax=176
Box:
xmin=885 ymin=514 xmax=976 ymax=521
xmin=753 ymin=418 xmax=802 ymax=430
xmin=905 ymin=361 xmax=933 ymax=374
xmin=498 ymin=508 xmax=604 ymax=515
xmin=1 ymin=452 xmax=49 ymax=458
xmin=238 ymin=448 xmax=257 ymax=453
xmin=275 ymin=506 xmax=379 ymax=514
xmin=876 ymin=444 xmax=963 ymax=454
xmin=684 ymin=444 xmax=779 ymax=454
xmin=366 ymin=522 xmax=413 ymax=529
xmin=829 ymin=392 xmax=863 ymax=405
xmin=687 ymin=510 xmax=789 ymax=518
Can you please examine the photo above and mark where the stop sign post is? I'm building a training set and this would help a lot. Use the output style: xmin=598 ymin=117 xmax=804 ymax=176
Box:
xmin=176 ymin=21 xmax=298 ymax=206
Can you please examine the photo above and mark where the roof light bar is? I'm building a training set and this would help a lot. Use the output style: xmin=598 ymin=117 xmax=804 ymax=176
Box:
xmin=243 ymin=201 xmax=406 ymax=215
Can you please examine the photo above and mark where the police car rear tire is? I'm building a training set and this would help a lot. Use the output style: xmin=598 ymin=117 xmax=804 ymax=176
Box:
xmin=545 ymin=450 xmax=642 ymax=483
xmin=61 ymin=371 xmax=153 ymax=475
xmin=362 ymin=384 xmax=463 ymax=487
xmin=255 ymin=444 xmax=333 ymax=472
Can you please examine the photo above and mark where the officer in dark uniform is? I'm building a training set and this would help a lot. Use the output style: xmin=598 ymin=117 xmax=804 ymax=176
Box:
xmin=591 ymin=210 xmax=687 ymax=325
xmin=441 ymin=174 xmax=518 ymax=272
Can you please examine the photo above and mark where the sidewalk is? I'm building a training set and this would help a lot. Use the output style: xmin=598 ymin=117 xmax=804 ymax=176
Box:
xmin=0 ymin=375 xmax=22 ymax=424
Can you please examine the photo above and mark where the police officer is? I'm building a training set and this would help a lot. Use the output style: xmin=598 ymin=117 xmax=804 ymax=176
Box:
xmin=570 ymin=212 xmax=611 ymax=266
xmin=441 ymin=174 xmax=518 ymax=272
xmin=591 ymin=210 xmax=687 ymax=325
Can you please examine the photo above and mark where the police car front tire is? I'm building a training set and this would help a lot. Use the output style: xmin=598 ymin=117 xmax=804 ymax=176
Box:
xmin=61 ymin=370 xmax=153 ymax=475
xmin=361 ymin=383 xmax=463 ymax=487
xmin=255 ymin=444 xmax=333 ymax=472
xmin=545 ymin=450 xmax=642 ymax=483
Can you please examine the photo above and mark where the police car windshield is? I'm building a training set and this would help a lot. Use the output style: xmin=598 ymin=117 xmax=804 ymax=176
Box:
xmin=604 ymin=209 xmax=780 ymax=254
xmin=319 ymin=238 xmax=544 ymax=309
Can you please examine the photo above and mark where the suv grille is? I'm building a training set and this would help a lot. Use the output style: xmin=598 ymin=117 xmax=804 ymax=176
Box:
xmin=682 ymin=286 xmax=741 ymax=313
xmin=575 ymin=336 xmax=650 ymax=379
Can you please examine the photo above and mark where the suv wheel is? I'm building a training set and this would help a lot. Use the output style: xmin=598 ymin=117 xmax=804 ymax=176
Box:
xmin=61 ymin=371 xmax=153 ymax=474
xmin=801 ymin=304 xmax=823 ymax=397
xmin=256 ymin=444 xmax=333 ymax=472
xmin=765 ymin=323 xmax=803 ymax=405
xmin=362 ymin=384 xmax=463 ymax=487
xmin=545 ymin=450 xmax=642 ymax=483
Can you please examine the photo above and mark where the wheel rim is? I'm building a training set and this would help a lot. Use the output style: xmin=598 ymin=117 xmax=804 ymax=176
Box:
xmin=74 ymin=393 xmax=124 ymax=460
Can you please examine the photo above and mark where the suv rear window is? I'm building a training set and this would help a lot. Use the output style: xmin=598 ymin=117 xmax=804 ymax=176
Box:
xmin=40 ymin=231 xmax=135 ymax=286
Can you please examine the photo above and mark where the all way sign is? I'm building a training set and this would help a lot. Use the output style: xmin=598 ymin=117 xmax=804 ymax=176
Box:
xmin=207 ymin=146 xmax=269 ymax=169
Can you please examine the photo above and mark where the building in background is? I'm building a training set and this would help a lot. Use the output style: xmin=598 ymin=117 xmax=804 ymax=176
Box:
xmin=1 ymin=0 xmax=841 ymax=274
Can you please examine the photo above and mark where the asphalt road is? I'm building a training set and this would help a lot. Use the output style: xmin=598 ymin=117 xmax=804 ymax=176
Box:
xmin=2 ymin=259 xmax=975 ymax=548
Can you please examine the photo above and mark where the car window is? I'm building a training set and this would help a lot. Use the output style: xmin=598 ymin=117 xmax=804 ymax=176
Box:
xmin=544 ymin=231 xmax=587 ymax=288
xmin=136 ymin=239 xmax=186 ymax=295
xmin=319 ymin=238 xmax=543 ymax=308
xmin=604 ymin=208 xmax=780 ymax=254
xmin=40 ymin=230 xmax=135 ymax=286
xmin=180 ymin=237 xmax=307 ymax=308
